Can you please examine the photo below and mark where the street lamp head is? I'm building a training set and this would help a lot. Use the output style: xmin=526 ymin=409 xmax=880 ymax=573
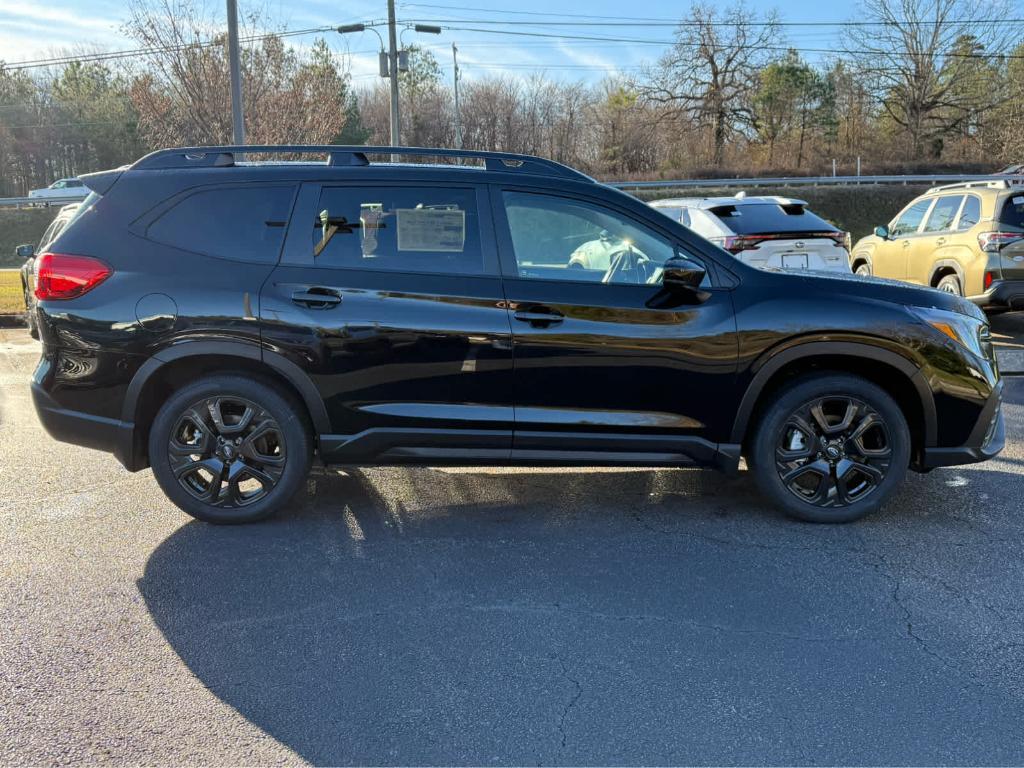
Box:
xmin=337 ymin=23 xmax=366 ymax=34
xmin=414 ymin=24 xmax=442 ymax=34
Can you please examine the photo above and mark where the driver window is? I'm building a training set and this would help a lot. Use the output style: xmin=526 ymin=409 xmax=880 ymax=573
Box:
xmin=502 ymin=191 xmax=676 ymax=284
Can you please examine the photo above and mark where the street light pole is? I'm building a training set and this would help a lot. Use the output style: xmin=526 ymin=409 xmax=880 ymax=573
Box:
xmin=226 ymin=0 xmax=245 ymax=144
xmin=452 ymin=43 xmax=462 ymax=149
xmin=386 ymin=0 xmax=400 ymax=147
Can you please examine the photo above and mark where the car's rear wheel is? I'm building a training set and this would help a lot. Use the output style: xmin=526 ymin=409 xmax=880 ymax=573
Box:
xmin=936 ymin=274 xmax=962 ymax=295
xmin=854 ymin=262 xmax=871 ymax=277
xmin=749 ymin=374 xmax=910 ymax=523
xmin=148 ymin=375 xmax=312 ymax=524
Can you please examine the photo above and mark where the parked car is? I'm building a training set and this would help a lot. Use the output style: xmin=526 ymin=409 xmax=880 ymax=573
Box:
xmin=649 ymin=194 xmax=852 ymax=273
xmin=31 ymin=145 xmax=1002 ymax=525
xmin=17 ymin=202 xmax=80 ymax=338
xmin=850 ymin=180 xmax=1024 ymax=311
xmin=27 ymin=177 xmax=90 ymax=202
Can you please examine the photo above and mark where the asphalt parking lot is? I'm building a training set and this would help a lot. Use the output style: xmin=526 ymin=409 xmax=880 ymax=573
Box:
xmin=2 ymin=326 xmax=1024 ymax=766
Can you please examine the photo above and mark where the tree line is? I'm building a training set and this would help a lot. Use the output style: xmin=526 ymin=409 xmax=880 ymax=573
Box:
xmin=1 ymin=0 xmax=1022 ymax=196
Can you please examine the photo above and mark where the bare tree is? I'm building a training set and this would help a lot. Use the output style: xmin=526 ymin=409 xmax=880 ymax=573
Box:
xmin=848 ymin=0 xmax=1020 ymax=158
xmin=124 ymin=0 xmax=350 ymax=147
xmin=639 ymin=1 xmax=781 ymax=167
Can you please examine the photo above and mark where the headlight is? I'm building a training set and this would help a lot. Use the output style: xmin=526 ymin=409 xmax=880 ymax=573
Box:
xmin=909 ymin=306 xmax=992 ymax=359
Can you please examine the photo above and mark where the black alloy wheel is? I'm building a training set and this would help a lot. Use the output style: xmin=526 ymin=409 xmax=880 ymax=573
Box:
xmin=168 ymin=396 xmax=285 ymax=507
xmin=775 ymin=396 xmax=891 ymax=507
xmin=149 ymin=375 xmax=312 ymax=524
xmin=750 ymin=373 xmax=910 ymax=523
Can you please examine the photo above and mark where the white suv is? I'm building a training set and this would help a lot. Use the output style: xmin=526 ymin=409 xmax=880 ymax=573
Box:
xmin=649 ymin=193 xmax=851 ymax=273
xmin=28 ymin=178 xmax=90 ymax=201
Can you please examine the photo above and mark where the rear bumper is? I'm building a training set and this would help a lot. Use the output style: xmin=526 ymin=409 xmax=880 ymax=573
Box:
xmin=969 ymin=279 xmax=1024 ymax=311
xmin=920 ymin=379 xmax=1005 ymax=469
xmin=31 ymin=381 xmax=142 ymax=471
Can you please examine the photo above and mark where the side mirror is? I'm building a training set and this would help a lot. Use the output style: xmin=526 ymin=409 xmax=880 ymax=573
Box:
xmin=873 ymin=225 xmax=890 ymax=240
xmin=15 ymin=243 xmax=34 ymax=259
xmin=662 ymin=256 xmax=707 ymax=292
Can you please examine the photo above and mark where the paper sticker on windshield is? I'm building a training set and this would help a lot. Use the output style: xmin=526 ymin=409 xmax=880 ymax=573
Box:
xmin=1012 ymin=196 xmax=1024 ymax=206
xmin=397 ymin=208 xmax=465 ymax=252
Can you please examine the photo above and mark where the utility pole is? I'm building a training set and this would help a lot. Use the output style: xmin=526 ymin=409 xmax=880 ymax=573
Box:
xmin=452 ymin=43 xmax=462 ymax=149
xmin=386 ymin=0 xmax=400 ymax=146
xmin=226 ymin=0 xmax=245 ymax=144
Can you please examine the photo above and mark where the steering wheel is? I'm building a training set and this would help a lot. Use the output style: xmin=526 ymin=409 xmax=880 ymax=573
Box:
xmin=602 ymin=247 xmax=656 ymax=284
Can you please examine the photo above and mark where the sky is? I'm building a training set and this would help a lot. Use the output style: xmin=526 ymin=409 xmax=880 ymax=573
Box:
xmin=0 ymin=0 xmax=1002 ymax=85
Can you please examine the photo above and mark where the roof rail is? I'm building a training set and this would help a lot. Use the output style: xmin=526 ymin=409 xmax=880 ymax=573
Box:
xmin=131 ymin=145 xmax=595 ymax=182
xmin=927 ymin=179 xmax=1012 ymax=193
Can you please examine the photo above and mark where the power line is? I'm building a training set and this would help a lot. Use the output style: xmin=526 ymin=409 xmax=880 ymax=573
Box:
xmin=434 ymin=24 xmax=1024 ymax=59
xmin=402 ymin=3 xmax=1024 ymax=26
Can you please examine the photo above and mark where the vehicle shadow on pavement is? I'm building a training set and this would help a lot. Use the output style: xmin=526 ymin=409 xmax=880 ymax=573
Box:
xmin=138 ymin=464 xmax=1024 ymax=765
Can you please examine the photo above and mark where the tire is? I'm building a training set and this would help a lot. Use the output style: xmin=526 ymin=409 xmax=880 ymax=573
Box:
xmin=854 ymin=262 xmax=871 ymax=277
xmin=748 ymin=373 xmax=910 ymax=523
xmin=936 ymin=274 xmax=962 ymax=296
xmin=148 ymin=374 xmax=312 ymax=524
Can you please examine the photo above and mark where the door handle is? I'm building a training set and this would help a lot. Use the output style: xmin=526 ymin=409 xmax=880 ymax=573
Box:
xmin=291 ymin=288 xmax=342 ymax=309
xmin=902 ymin=240 xmax=911 ymax=248
xmin=513 ymin=307 xmax=564 ymax=326
xmin=936 ymin=237 xmax=946 ymax=246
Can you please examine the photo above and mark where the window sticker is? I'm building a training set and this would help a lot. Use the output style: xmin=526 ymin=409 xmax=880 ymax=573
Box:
xmin=397 ymin=207 xmax=466 ymax=252
xmin=1012 ymin=196 xmax=1024 ymax=206
xmin=360 ymin=203 xmax=384 ymax=256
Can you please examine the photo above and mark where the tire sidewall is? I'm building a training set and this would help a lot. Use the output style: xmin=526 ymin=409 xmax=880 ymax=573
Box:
xmin=750 ymin=374 xmax=911 ymax=523
xmin=148 ymin=375 xmax=311 ymax=524
xmin=937 ymin=274 xmax=962 ymax=296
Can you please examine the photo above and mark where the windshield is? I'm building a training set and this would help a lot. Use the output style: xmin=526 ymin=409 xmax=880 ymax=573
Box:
xmin=708 ymin=203 xmax=838 ymax=235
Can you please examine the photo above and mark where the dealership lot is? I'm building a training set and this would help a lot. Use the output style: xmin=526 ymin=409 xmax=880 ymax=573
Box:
xmin=2 ymin=326 xmax=1024 ymax=765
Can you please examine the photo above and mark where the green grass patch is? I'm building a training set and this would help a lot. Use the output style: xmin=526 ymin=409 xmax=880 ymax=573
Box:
xmin=0 ymin=208 xmax=58 ymax=268
xmin=0 ymin=270 xmax=26 ymax=314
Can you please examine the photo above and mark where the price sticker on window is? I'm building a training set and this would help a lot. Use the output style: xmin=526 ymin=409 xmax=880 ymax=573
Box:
xmin=397 ymin=208 xmax=466 ymax=252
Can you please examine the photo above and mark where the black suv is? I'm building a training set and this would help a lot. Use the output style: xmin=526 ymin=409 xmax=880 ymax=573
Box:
xmin=30 ymin=145 xmax=1004 ymax=524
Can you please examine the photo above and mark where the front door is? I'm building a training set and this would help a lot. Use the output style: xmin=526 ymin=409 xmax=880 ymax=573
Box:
xmin=260 ymin=181 xmax=514 ymax=463
xmin=492 ymin=188 xmax=739 ymax=464
xmin=875 ymin=197 xmax=935 ymax=280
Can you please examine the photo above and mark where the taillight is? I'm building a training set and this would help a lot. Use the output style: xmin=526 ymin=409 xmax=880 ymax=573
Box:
xmin=34 ymin=253 xmax=112 ymax=301
xmin=718 ymin=235 xmax=768 ymax=253
xmin=978 ymin=231 xmax=1024 ymax=252
xmin=984 ymin=271 xmax=995 ymax=290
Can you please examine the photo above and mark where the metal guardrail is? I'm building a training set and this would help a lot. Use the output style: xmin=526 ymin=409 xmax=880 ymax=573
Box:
xmin=0 ymin=195 xmax=87 ymax=210
xmin=608 ymin=174 xmax=1023 ymax=190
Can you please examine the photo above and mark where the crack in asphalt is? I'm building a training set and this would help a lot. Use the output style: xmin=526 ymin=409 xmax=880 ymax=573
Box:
xmin=554 ymin=656 xmax=582 ymax=750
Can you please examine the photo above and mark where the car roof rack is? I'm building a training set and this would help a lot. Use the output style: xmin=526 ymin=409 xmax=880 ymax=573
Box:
xmin=131 ymin=145 xmax=595 ymax=183
xmin=926 ymin=179 xmax=1023 ymax=193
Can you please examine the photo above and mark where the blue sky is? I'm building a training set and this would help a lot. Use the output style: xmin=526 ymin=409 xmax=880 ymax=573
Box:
xmin=0 ymin=0 xmax=910 ymax=84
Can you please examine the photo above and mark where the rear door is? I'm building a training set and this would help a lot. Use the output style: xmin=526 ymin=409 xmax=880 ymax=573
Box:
xmin=914 ymin=194 xmax=965 ymax=285
xmin=493 ymin=187 xmax=739 ymax=463
xmin=260 ymin=181 xmax=514 ymax=463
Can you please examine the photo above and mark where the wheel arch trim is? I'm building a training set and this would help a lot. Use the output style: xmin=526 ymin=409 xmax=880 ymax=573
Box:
xmin=121 ymin=340 xmax=331 ymax=434
xmin=730 ymin=341 xmax=937 ymax=447
xmin=928 ymin=258 xmax=966 ymax=289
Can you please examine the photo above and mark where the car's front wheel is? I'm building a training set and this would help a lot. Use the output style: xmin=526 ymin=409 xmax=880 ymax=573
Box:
xmin=749 ymin=373 xmax=910 ymax=523
xmin=148 ymin=375 xmax=312 ymax=524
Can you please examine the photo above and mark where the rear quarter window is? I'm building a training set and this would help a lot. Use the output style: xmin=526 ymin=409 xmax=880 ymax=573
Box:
xmin=708 ymin=203 xmax=837 ymax=235
xmin=1000 ymin=194 xmax=1024 ymax=229
xmin=146 ymin=186 xmax=295 ymax=264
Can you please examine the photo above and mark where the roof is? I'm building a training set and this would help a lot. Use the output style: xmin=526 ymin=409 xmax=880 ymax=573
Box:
xmin=649 ymin=194 xmax=808 ymax=209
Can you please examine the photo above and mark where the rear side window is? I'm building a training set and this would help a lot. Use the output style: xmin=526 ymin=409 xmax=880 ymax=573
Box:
xmin=707 ymin=203 xmax=837 ymax=235
xmin=311 ymin=186 xmax=484 ymax=275
xmin=1000 ymin=194 xmax=1024 ymax=229
xmin=957 ymin=195 xmax=981 ymax=230
xmin=923 ymin=195 xmax=963 ymax=232
xmin=147 ymin=186 xmax=295 ymax=264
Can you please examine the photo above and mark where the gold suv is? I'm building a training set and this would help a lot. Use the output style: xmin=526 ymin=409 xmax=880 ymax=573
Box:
xmin=851 ymin=180 xmax=1024 ymax=310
